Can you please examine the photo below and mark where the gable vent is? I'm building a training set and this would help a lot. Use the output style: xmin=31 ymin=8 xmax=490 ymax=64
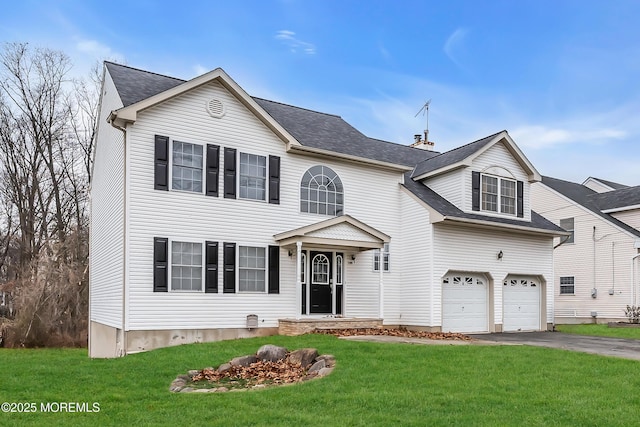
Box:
xmin=206 ymin=98 xmax=225 ymax=118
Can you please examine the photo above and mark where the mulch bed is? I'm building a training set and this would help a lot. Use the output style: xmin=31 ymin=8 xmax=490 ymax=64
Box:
xmin=313 ymin=327 xmax=472 ymax=341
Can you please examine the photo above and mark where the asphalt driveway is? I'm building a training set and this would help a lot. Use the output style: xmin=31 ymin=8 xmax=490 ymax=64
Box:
xmin=469 ymin=331 xmax=640 ymax=361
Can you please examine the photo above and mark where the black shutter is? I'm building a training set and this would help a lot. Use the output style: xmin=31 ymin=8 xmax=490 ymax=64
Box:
xmin=153 ymin=237 xmax=168 ymax=292
xmin=223 ymin=242 xmax=236 ymax=293
xmin=268 ymin=155 xmax=280 ymax=204
xmin=224 ymin=148 xmax=236 ymax=199
xmin=268 ymin=245 xmax=280 ymax=294
xmin=205 ymin=241 xmax=218 ymax=293
xmin=154 ymin=135 xmax=169 ymax=190
xmin=206 ymin=144 xmax=220 ymax=197
xmin=517 ymin=180 xmax=524 ymax=218
xmin=472 ymin=171 xmax=480 ymax=211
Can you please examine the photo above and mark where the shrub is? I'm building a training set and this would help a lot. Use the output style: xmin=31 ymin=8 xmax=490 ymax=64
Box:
xmin=624 ymin=305 xmax=640 ymax=324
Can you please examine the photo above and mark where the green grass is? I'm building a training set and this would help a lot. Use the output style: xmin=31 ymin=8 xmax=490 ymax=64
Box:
xmin=557 ymin=323 xmax=640 ymax=339
xmin=2 ymin=334 xmax=640 ymax=426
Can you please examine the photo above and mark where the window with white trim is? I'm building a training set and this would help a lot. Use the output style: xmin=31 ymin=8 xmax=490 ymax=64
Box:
xmin=482 ymin=174 xmax=516 ymax=215
xmin=312 ymin=254 xmax=330 ymax=284
xmin=239 ymin=246 xmax=266 ymax=292
xmin=560 ymin=218 xmax=575 ymax=244
xmin=300 ymin=252 xmax=307 ymax=284
xmin=239 ymin=153 xmax=266 ymax=201
xmin=300 ymin=165 xmax=344 ymax=216
xmin=336 ymin=254 xmax=343 ymax=285
xmin=373 ymin=243 xmax=390 ymax=272
xmin=559 ymin=276 xmax=575 ymax=295
xmin=171 ymin=241 xmax=203 ymax=291
xmin=172 ymin=141 xmax=203 ymax=192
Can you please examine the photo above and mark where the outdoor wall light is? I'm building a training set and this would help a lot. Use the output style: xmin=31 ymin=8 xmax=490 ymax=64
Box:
xmin=497 ymin=250 xmax=504 ymax=260
xmin=351 ymin=254 xmax=356 ymax=261
xmin=288 ymin=250 xmax=293 ymax=257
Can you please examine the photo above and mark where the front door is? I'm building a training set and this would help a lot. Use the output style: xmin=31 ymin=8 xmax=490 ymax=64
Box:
xmin=310 ymin=251 xmax=332 ymax=313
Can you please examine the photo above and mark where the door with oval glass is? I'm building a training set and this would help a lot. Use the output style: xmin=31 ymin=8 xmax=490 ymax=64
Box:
xmin=310 ymin=251 xmax=332 ymax=313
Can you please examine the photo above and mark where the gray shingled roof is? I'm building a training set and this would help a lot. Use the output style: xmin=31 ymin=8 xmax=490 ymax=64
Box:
xmin=403 ymin=172 xmax=564 ymax=233
xmin=411 ymin=131 xmax=502 ymax=178
xmin=589 ymin=185 xmax=640 ymax=211
xmin=105 ymin=61 xmax=439 ymax=167
xmin=542 ymin=176 xmax=640 ymax=238
xmin=105 ymin=62 xmax=184 ymax=107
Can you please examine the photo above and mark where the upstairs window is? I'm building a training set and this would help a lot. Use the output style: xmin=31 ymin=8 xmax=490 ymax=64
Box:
xmin=560 ymin=218 xmax=575 ymax=244
xmin=239 ymin=153 xmax=266 ymax=201
xmin=300 ymin=165 xmax=344 ymax=216
xmin=172 ymin=141 xmax=203 ymax=192
xmin=481 ymin=174 xmax=516 ymax=215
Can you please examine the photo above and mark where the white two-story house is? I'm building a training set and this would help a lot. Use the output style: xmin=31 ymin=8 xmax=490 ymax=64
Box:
xmin=532 ymin=176 xmax=640 ymax=323
xmin=89 ymin=62 xmax=565 ymax=357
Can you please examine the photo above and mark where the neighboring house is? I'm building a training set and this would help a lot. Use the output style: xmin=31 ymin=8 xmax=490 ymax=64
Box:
xmin=532 ymin=176 xmax=640 ymax=323
xmin=89 ymin=62 xmax=565 ymax=357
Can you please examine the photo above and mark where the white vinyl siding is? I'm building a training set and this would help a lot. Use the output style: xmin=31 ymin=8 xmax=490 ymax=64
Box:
xmin=611 ymin=210 xmax=640 ymax=231
xmin=89 ymin=70 xmax=125 ymax=328
xmin=239 ymin=153 xmax=266 ymax=200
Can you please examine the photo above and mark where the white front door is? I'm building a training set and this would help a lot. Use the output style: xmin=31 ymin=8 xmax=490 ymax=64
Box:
xmin=503 ymin=276 xmax=541 ymax=332
xmin=442 ymin=273 xmax=488 ymax=333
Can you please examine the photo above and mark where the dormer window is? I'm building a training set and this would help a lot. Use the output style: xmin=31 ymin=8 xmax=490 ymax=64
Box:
xmin=477 ymin=173 xmax=519 ymax=216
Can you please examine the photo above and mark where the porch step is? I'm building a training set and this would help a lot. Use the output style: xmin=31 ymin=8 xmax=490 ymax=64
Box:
xmin=278 ymin=318 xmax=383 ymax=336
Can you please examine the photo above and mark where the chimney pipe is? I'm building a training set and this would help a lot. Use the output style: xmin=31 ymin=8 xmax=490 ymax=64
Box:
xmin=414 ymin=134 xmax=422 ymax=143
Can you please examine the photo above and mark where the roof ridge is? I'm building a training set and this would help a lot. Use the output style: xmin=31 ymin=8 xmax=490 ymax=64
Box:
xmin=104 ymin=61 xmax=186 ymax=83
xmin=367 ymin=136 xmax=442 ymax=154
xmin=252 ymin=97 xmax=341 ymax=119
xmin=419 ymin=129 xmax=506 ymax=162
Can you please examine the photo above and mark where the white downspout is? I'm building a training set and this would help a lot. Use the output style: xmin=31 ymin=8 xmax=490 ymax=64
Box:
xmin=632 ymin=253 xmax=640 ymax=307
xmin=296 ymin=241 xmax=302 ymax=319
xmin=379 ymin=248 xmax=384 ymax=319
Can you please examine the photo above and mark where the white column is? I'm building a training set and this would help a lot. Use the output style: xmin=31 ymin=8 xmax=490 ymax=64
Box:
xmin=296 ymin=241 xmax=302 ymax=319
xmin=379 ymin=248 xmax=384 ymax=319
xmin=332 ymin=252 xmax=337 ymax=315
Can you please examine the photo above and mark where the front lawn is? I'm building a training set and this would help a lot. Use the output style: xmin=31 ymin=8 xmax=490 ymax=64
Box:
xmin=2 ymin=334 xmax=640 ymax=426
xmin=557 ymin=323 xmax=640 ymax=339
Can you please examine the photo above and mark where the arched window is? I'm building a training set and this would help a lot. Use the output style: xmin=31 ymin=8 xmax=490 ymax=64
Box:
xmin=300 ymin=165 xmax=344 ymax=216
xmin=312 ymin=254 xmax=330 ymax=284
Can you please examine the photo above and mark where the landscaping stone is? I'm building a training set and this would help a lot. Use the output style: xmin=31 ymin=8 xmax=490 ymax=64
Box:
xmin=217 ymin=363 xmax=231 ymax=373
xmin=317 ymin=367 xmax=334 ymax=377
xmin=188 ymin=370 xmax=200 ymax=376
xmin=308 ymin=359 xmax=326 ymax=373
xmin=229 ymin=355 xmax=258 ymax=367
xmin=180 ymin=387 xmax=194 ymax=393
xmin=288 ymin=348 xmax=319 ymax=368
xmin=315 ymin=355 xmax=335 ymax=367
xmin=257 ymin=344 xmax=288 ymax=362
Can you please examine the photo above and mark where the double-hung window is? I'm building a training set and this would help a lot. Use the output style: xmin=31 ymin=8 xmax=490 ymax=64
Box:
xmin=172 ymin=141 xmax=203 ymax=192
xmin=239 ymin=153 xmax=266 ymax=201
xmin=559 ymin=276 xmax=575 ymax=295
xmin=171 ymin=241 xmax=203 ymax=291
xmin=239 ymin=246 xmax=266 ymax=292
xmin=373 ymin=243 xmax=390 ymax=272
xmin=481 ymin=174 xmax=516 ymax=215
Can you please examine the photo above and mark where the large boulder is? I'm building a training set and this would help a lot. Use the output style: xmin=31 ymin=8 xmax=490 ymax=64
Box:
xmin=288 ymin=348 xmax=319 ymax=368
xmin=229 ymin=355 xmax=258 ymax=367
xmin=257 ymin=344 xmax=288 ymax=362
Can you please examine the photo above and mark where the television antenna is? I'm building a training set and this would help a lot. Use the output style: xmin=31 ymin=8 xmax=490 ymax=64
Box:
xmin=414 ymin=99 xmax=431 ymax=143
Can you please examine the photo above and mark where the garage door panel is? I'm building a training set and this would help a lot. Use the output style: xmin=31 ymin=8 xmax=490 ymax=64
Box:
xmin=442 ymin=273 xmax=488 ymax=333
xmin=503 ymin=277 xmax=540 ymax=332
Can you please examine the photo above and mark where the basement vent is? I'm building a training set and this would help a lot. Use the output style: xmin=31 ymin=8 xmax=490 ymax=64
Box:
xmin=206 ymin=98 xmax=225 ymax=118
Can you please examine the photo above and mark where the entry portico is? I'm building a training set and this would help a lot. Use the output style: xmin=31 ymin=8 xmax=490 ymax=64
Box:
xmin=274 ymin=215 xmax=390 ymax=319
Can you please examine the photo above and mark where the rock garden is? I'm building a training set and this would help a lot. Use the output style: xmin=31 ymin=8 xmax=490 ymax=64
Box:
xmin=170 ymin=344 xmax=334 ymax=393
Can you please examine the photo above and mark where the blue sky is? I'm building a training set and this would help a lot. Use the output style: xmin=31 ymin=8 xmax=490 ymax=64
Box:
xmin=3 ymin=0 xmax=639 ymax=184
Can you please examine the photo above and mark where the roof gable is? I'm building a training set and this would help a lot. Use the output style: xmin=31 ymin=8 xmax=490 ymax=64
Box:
xmin=411 ymin=130 xmax=541 ymax=182
xmin=541 ymin=176 xmax=640 ymax=238
xmin=582 ymin=176 xmax=629 ymax=192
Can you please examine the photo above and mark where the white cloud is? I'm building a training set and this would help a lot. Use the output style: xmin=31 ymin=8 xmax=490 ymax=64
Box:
xmin=75 ymin=39 xmax=124 ymax=63
xmin=275 ymin=30 xmax=316 ymax=55
xmin=443 ymin=27 xmax=468 ymax=68
xmin=510 ymin=125 xmax=627 ymax=149
xmin=193 ymin=64 xmax=208 ymax=77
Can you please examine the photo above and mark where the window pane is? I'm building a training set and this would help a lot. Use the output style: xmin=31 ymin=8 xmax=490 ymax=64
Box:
xmin=481 ymin=176 xmax=498 ymax=212
xmin=239 ymin=153 xmax=266 ymax=201
xmin=300 ymin=166 xmax=343 ymax=217
xmin=171 ymin=241 xmax=202 ymax=291
xmin=172 ymin=142 xmax=203 ymax=193
xmin=239 ymin=246 xmax=266 ymax=292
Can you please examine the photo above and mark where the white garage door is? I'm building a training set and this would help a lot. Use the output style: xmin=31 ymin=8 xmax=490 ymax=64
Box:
xmin=503 ymin=276 xmax=540 ymax=332
xmin=442 ymin=273 xmax=488 ymax=333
